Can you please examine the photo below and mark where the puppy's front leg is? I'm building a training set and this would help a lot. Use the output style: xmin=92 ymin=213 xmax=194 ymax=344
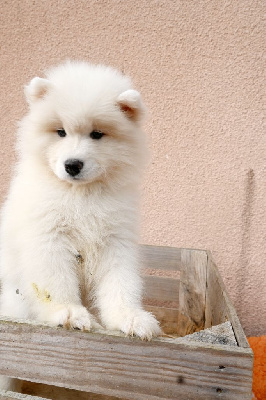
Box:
xmin=96 ymin=242 xmax=161 ymax=340
xmin=20 ymin=237 xmax=97 ymax=331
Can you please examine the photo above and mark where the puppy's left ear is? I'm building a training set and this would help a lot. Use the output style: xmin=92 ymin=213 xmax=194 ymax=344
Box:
xmin=117 ymin=90 xmax=146 ymax=122
xmin=24 ymin=77 xmax=51 ymax=104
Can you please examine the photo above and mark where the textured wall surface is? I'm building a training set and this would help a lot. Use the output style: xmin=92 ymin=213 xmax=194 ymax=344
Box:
xmin=0 ymin=0 xmax=265 ymax=336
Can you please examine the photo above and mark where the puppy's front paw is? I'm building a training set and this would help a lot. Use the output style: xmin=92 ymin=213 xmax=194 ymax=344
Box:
xmin=121 ymin=310 xmax=162 ymax=340
xmin=45 ymin=304 xmax=100 ymax=331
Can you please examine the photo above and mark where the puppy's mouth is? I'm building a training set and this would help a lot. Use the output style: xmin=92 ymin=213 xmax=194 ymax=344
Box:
xmin=62 ymin=173 xmax=95 ymax=185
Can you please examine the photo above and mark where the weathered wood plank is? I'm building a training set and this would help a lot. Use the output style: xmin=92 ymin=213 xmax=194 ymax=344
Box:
xmin=144 ymin=305 xmax=179 ymax=334
xmin=142 ymin=275 xmax=179 ymax=306
xmin=140 ymin=245 xmax=182 ymax=271
xmin=178 ymin=249 xmax=208 ymax=336
xmin=205 ymin=252 xmax=250 ymax=348
xmin=0 ymin=319 xmax=253 ymax=400
xmin=0 ymin=390 xmax=49 ymax=400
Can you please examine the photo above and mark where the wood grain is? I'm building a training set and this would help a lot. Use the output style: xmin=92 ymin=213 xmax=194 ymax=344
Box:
xmin=140 ymin=245 xmax=182 ymax=271
xmin=205 ymin=252 xmax=250 ymax=348
xmin=144 ymin=305 xmax=179 ymax=334
xmin=0 ymin=319 xmax=253 ymax=400
xmin=178 ymin=249 xmax=208 ymax=336
xmin=142 ymin=275 xmax=179 ymax=306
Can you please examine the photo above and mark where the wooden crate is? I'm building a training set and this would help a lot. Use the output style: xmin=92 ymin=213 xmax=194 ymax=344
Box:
xmin=0 ymin=246 xmax=253 ymax=400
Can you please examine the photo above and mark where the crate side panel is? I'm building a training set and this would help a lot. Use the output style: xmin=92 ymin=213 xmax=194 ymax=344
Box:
xmin=144 ymin=305 xmax=179 ymax=334
xmin=178 ymin=249 xmax=208 ymax=336
xmin=140 ymin=245 xmax=183 ymax=271
xmin=205 ymin=253 xmax=250 ymax=348
xmin=142 ymin=275 xmax=179 ymax=305
xmin=0 ymin=320 xmax=253 ymax=400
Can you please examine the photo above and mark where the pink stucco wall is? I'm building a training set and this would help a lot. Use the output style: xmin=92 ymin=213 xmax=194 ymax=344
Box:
xmin=0 ymin=1 xmax=265 ymax=336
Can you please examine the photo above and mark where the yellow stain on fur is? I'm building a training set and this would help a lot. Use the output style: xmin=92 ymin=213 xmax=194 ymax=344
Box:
xmin=32 ymin=283 xmax=51 ymax=302
xmin=32 ymin=282 xmax=40 ymax=298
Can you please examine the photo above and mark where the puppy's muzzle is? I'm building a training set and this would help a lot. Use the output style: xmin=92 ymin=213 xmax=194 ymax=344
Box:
xmin=65 ymin=159 xmax=84 ymax=177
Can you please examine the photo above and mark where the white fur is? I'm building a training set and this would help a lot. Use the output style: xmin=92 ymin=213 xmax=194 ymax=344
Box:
xmin=0 ymin=62 xmax=161 ymax=352
xmin=0 ymin=61 xmax=161 ymax=390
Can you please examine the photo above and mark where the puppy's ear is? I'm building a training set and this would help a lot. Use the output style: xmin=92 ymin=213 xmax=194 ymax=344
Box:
xmin=24 ymin=77 xmax=51 ymax=104
xmin=117 ymin=90 xmax=146 ymax=122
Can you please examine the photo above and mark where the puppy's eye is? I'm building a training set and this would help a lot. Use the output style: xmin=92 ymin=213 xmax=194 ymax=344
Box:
xmin=90 ymin=130 xmax=104 ymax=140
xmin=57 ymin=128 xmax=66 ymax=138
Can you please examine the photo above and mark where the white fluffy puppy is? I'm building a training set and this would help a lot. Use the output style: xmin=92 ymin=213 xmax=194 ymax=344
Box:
xmin=0 ymin=62 xmax=161 ymax=344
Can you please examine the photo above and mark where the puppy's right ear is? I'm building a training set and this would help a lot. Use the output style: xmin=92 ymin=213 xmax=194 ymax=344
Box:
xmin=24 ymin=77 xmax=51 ymax=104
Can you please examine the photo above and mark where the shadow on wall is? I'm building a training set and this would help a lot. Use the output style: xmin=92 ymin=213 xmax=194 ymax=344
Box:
xmin=236 ymin=169 xmax=255 ymax=315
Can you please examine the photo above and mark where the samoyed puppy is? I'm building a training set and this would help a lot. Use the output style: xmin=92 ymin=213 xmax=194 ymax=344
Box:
xmin=0 ymin=61 xmax=161 ymax=390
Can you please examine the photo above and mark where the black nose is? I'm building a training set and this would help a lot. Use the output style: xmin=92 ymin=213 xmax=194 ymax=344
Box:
xmin=65 ymin=159 xmax=84 ymax=177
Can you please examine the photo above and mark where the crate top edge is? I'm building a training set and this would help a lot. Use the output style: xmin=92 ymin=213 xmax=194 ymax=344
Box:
xmin=141 ymin=244 xmax=208 ymax=253
xmin=0 ymin=317 xmax=253 ymax=358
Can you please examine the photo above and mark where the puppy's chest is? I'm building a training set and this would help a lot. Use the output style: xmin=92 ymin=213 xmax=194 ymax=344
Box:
xmin=72 ymin=233 xmax=106 ymax=299
xmin=60 ymin=208 xmax=112 ymax=273
xmin=74 ymin=215 xmax=112 ymax=248
xmin=73 ymin=241 xmax=103 ymax=275
xmin=58 ymin=203 xmax=113 ymax=241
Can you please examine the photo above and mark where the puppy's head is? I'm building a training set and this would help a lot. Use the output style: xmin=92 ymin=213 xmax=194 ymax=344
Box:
xmin=20 ymin=61 xmax=146 ymax=188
